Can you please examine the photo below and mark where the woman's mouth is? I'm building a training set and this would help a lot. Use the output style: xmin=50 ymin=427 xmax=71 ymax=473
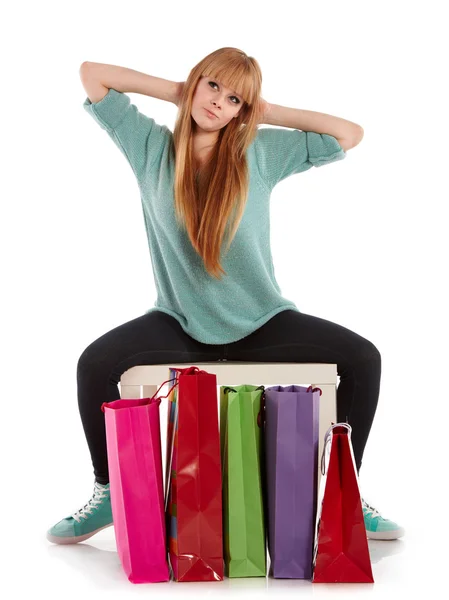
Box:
xmin=204 ymin=108 xmax=217 ymax=118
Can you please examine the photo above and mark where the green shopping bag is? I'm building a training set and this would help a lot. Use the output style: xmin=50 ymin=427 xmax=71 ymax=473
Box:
xmin=220 ymin=384 xmax=267 ymax=578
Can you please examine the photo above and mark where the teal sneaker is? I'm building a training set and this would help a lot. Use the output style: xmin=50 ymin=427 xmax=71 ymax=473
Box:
xmin=362 ymin=497 xmax=405 ymax=540
xmin=46 ymin=481 xmax=113 ymax=544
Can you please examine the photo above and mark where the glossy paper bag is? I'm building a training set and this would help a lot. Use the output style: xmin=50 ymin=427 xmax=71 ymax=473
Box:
xmin=101 ymin=380 xmax=174 ymax=584
xmin=312 ymin=423 xmax=374 ymax=583
xmin=165 ymin=366 xmax=224 ymax=582
xmin=220 ymin=384 xmax=267 ymax=578
xmin=264 ymin=384 xmax=320 ymax=579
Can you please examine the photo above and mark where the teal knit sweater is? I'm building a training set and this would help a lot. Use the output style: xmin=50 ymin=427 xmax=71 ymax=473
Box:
xmin=83 ymin=88 xmax=346 ymax=345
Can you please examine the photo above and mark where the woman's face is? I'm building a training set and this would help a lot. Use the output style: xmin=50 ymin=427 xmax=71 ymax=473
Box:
xmin=191 ymin=75 xmax=244 ymax=132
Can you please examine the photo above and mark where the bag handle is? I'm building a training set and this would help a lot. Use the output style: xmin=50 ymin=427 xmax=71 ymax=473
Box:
xmin=101 ymin=376 xmax=180 ymax=413
xmin=150 ymin=376 xmax=179 ymax=402
xmin=223 ymin=385 xmax=266 ymax=428
xmin=222 ymin=385 xmax=322 ymax=429
xmin=307 ymin=385 xmax=322 ymax=395
xmin=122 ymin=367 xmax=206 ymax=408
xmin=152 ymin=365 xmax=207 ymax=401
xmin=126 ymin=365 xmax=207 ymax=404
xmin=320 ymin=422 xmax=352 ymax=475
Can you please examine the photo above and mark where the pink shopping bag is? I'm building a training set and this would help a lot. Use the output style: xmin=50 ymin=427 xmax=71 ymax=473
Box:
xmin=101 ymin=376 xmax=179 ymax=584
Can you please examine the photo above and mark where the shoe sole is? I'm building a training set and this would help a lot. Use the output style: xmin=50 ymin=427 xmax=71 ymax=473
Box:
xmin=366 ymin=527 xmax=405 ymax=540
xmin=46 ymin=522 xmax=113 ymax=545
xmin=47 ymin=524 xmax=404 ymax=544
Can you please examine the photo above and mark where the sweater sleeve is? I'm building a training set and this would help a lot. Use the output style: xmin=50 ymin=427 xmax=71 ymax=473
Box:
xmin=254 ymin=126 xmax=346 ymax=190
xmin=83 ymin=88 xmax=168 ymax=184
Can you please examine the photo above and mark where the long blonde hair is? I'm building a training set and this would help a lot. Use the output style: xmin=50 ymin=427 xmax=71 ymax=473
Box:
xmin=172 ymin=47 xmax=264 ymax=280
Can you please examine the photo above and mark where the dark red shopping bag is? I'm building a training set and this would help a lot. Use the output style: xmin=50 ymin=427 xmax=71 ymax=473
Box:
xmin=312 ymin=423 xmax=374 ymax=583
xmin=165 ymin=366 xmax=224 ymax=582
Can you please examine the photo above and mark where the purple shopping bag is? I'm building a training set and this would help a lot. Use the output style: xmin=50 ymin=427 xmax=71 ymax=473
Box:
xmin=264 ymin=384 xmax=321 ymax=579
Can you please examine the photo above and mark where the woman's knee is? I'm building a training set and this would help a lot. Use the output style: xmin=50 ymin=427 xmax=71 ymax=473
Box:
xmin=358 ymin=339 xmax=381 ymax=364
xmin=76 ymin=339 xmax=110 ymax=382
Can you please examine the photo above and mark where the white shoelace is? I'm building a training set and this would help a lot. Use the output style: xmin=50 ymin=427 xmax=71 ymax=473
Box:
xmin=362 ymin=497 xmax=382 ymax=519
xmin=71 ymin=482 xmax=108 ymax=523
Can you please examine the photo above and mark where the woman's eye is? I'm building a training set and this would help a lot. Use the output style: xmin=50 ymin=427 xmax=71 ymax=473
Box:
xmin=208 ymin=81 xmax=240 ymax=104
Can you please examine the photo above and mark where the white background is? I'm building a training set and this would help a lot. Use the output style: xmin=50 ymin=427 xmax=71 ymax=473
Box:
xmin=3 ymin=0 xmax=447 ymax=596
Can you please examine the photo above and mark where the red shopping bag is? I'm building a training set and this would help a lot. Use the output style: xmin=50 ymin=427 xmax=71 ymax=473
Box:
xmin=312 ymin=423 xmax=374 ymax=583
xmin=101 ymin=377 xmax=177 ymax=584
xmin=165 ymin=366 xmax=224 ymax=582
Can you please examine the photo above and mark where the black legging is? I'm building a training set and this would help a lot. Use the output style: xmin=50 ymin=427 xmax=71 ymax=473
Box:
xmin=77 ymin=309 xmax=381 ymax=485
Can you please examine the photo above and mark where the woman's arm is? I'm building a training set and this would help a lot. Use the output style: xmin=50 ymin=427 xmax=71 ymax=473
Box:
xmin=79 ymin=62 xmax=179 ymax=105
xmin=261 ymin=102 xmax=363 ymax=150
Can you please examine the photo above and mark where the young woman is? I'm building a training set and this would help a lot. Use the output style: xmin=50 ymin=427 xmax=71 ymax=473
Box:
xmin=47 ymin=47 xmax=404 ymax=545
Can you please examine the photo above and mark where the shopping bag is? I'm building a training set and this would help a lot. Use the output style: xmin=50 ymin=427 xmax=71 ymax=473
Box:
xmin=264 ymin=384 xmax=320 ymax=579
xmin=220 ymin=384 xmax=267 ymax=578
xmin=101 ymin=377 xmax=176 ymax=584
xmin=165 ymin=366 xmax=224 ymax=582
xmin=312 ymin=422 xmax=374 ymax=583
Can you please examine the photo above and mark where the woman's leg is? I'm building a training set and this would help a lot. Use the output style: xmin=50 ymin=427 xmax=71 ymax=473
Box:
xmin=225 ymin=310 xmax=382 ymax=476
xmin=76 ymin=310 xmax=225 ymax=484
